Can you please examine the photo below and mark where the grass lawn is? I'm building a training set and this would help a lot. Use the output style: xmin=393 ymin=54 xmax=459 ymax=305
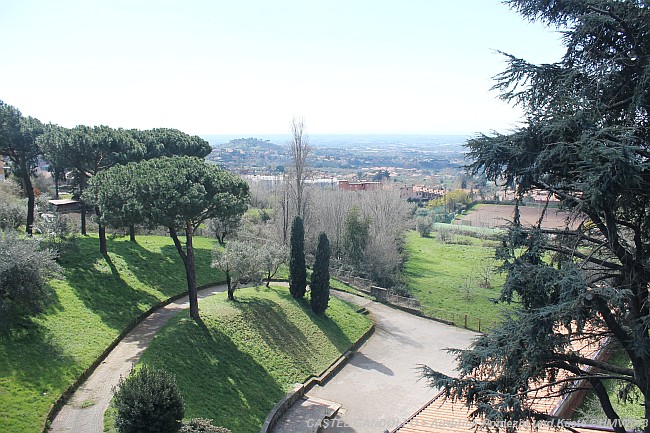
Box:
xmin=106 ymin=285 xmax=372 ymax=433
xmin=0 ymin=235 xmax=223 ymax=433
xmin=403 ymin=230 xmax=508 ymax=331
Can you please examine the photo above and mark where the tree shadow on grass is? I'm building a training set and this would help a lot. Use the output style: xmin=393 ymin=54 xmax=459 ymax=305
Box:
xmin=57 ymin=237 xmax=167 ymax=331
xmin=244 ymin=287 xmax=354 ymax=356
xmin=141 ymin=315 xmax=285 ymax=433
xmin=0 ymin=323 xmax=79 ymax=412
xmin=231 ymin=296 xmax=321 ymax=371
xmin=60 ymin=236 xmax=224 ymax=332
xmin=310 ymin=311 xmax=354 ymax=354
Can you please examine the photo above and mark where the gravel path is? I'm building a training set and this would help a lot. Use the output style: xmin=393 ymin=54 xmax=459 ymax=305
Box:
xmin=48 ymin=284 xmax=227 ymax=433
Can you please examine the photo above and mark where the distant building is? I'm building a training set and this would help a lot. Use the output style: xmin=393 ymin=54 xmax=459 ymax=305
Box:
xmin=48 ymin=199 xmax=81 ymax=213
xmin=528 ymin=189 xmax=561 ymax=204
xmin=338 ymin=180 xmax=381 ymax=191
xmin=398 ymin=184 xmax=444 ymax=202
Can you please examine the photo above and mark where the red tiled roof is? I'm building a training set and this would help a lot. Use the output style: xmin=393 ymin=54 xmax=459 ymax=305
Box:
xmin=394 ymin=332 xmax=609 ymax=433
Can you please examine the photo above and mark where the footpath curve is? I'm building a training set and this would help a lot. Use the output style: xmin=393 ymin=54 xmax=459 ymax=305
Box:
xmin=48 ymin=284 xmax=228 ymax=433
xmin=271 ymin=291 xmax=478 ymax=433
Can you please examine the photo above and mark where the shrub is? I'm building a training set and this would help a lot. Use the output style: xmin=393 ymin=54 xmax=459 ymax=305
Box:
xmin=113 ymin=366 xmax=184 ymax=433
xmin=0 ymin=180 xmax=26 ymax=230
xmin=180 ymin=419 xmax=232 ymax=433
xmin=0 ymin=199 xmax=26 ymax=230
xmin=37 ymin=212 xmax=77 ymax=257
xmin=0 ymin=231 xmax=60 ymax=332
xmin=415 ymin=216 xmax=433 ymax=237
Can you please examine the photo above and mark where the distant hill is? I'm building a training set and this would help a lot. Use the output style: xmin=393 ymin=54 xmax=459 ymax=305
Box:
xmin=210 ymin=137 xmax=285 ymax=152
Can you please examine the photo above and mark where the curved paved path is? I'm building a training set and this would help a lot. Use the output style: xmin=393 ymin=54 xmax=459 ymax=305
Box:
xmin=272 ymin=292 xmax=478 ymax=433
xmin=49 ymin=284 xmax=228 ymax=433
xmin=49 ymin=284 xmax=477 ymax=433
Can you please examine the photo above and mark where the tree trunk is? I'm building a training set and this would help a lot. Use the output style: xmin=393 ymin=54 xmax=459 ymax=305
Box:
xmin=80 ymin=206 xmax=87 ymax=235
xmin=169 ymin=225 xmax=199 ymax=320
xmin=79 ymin=181 xmax=87 ymax=236
xmin=227 ymin=271 xmax=234 ymax=300
xmin=96 ymin=206 xmax=107 ymax=255
xmin=54 ymin=169 xmax=60 ymax=200
xmin=645 ymin=395 xmax=650 ymax=433
xmin=185 ymin=225 xmax=198 ymax=319
xmin=589 ymin=378 xmax=626 ymax=433
xmin=129 ymin=224 xmax=136 ymax=243
xmin=24 ymin=175 xmax=35 ymax=236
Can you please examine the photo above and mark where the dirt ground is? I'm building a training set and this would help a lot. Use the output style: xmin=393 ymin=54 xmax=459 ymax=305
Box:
xmin=454 ymin=204 xmax=580 ymax=229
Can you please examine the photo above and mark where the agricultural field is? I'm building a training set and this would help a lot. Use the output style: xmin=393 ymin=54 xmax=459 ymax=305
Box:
xmin=454 ymin=203 xmax=579 ymax=229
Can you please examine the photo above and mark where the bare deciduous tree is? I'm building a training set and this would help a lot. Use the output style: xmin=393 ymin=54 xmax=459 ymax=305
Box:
xmin=287 ymin=116 xmax=310 ymax=220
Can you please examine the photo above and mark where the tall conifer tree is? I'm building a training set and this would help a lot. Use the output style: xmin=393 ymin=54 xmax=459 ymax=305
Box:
xmin=289 ymin=216 xmax=307 ymax=299
xmin=310 ymin=233 xmax=330 ymax=314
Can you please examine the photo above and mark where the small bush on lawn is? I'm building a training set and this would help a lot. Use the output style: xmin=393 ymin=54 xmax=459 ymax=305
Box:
xmin=0 ymin=231 xmax=61 ymax=333
xmin=180 ymin=418 xmax=232 ymax=433
xmin=113 ymin=366 xmax=184 ymax=433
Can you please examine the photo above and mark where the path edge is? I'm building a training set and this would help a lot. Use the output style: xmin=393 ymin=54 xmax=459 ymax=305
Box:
xmin=42 ymin=280 xmax=224 ymax=433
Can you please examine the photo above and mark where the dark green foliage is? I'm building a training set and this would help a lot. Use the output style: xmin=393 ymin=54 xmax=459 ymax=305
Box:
xmin=89 ymin=156 xmax=249 ymax=319
xmin=84 ymin=163 xmax=144 ymax=235
xmin=40 ymin=124 xmax=143 ymax=243
xmin=113 ymin=366 xmax=184 ymax=433
xmin=289 ymin=216 xmax=307 ymax=299
xmin=423 ymin=2 xmax=650 ymax=431
xmin=0 ymin=232 xmax=60 ymax=332
xmin=310 ymin=233 xmax=330 ymax=314
xmin=342 ymin=206 xmax=369 ymax=269
xmin=130 ymin=128 xmax=211 ymax=159
xmin=180 ymin=419 xmax=232 ymax=433
xmin=206 ymin=214 xmax=242 ymax=245
xmin=0 ymin=100 xmax=44 ymax=235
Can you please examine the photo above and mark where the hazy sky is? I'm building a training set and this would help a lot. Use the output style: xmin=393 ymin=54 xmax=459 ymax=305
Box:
xmin=0 ymin=0 xmax=566 ymax=135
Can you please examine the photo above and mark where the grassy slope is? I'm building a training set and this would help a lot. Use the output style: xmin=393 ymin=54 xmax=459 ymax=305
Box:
xmin=131 ymin=286 xmax=372 ymax=433
xmin=403 ymin=230 xmax=507 ymax=330
xmin=0 ymin=235 xmax=223 ymax=433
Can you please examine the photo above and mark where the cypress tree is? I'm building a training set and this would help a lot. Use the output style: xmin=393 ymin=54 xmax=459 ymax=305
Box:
xmin=289 ymin=216 xmax=307 ymax=299
xmin=310 ymin=233 xmax=330 ymax=314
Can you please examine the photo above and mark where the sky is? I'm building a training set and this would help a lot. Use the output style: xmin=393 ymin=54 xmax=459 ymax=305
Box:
xmin=0 ymin=0 xmax=566 ymax=135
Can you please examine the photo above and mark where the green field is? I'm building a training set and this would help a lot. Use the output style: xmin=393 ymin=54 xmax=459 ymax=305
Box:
xmin=0 ymin=235 xmax=224 ymax=433
xmin=403 ymin=230 xmax=508 ymax=330
xmin=109 ymin=286 xmax=372 ymax=433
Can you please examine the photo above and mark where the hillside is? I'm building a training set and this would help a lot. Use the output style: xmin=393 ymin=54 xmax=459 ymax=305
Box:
xmin=127 ymin=286 xmax=372 ymax=433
